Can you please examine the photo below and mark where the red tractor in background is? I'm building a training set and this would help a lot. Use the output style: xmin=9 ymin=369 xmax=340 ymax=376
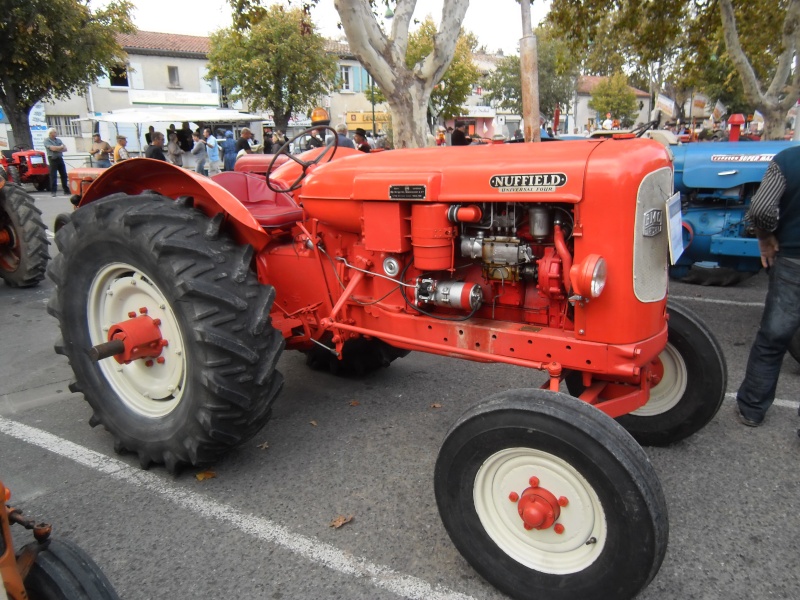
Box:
xmin=0 ymin=146 xmax=50 ymax=192
xmin=50 ymin=129 xmax=727 ymax=600
xmin=0 ymin=176 xmax=49 ymax=288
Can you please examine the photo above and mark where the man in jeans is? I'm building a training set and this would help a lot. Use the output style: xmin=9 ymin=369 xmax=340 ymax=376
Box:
xmin=43 ymin=128 xmax=69 ymax=196
xmin=736 ymin=145 xmax=800 ymax=432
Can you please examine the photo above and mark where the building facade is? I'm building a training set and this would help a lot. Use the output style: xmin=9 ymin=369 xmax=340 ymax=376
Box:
xmin=36 ymin=30 xmax=655 ymax=161
xmin=573 ymin=75 xmax=652 ymax=133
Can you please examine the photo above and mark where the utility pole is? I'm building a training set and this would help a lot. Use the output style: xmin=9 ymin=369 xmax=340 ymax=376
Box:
xmin=519 ymin=0 xmax=541 ymax=142
xmin=370 ymin=76 xmax=377 ymax=136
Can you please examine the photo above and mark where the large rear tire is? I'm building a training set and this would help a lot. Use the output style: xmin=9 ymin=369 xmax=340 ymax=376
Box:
xmin=48 ymin=195 xmax=285 ymax=472
xmin=24 ymin=538 xmax=120 ymax=600
xmin=567 ymin=300 xmax=726 ymax=445
xmin=0 ymin=182 xmax=50 ymax=287
xmin=434 ymin=389 xmax=668 ymax=600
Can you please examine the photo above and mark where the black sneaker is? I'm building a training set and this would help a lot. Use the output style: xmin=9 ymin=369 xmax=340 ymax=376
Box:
xmin=736 ymin=408 xmax=762 ymax=427
xmin=51 ymin=192 xmax=56 ymax=197
xmin=62 ymin=189 xmax=69 ymax=195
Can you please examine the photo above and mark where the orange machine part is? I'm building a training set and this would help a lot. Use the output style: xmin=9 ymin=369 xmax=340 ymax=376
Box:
xmin=411 ymin=204 xmax=455 ymax=271
xmin=0 ymin=481 xmax=26 ymax=600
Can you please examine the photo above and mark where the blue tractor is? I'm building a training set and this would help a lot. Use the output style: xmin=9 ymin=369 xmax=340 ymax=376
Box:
xmin=670 ymin=138 xmax=800 ymax=284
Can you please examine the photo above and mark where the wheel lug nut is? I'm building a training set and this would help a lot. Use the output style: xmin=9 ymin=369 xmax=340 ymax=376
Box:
xmin=156 ymin=357 xmax=165 ymax=364
xmin=523 ymin=523 xmax=534 ymax=531
xmin=554 ymin=524 xmax=565 ymax=535
xmin=139 ymin=307 xmax=148 ymax=314
xmin=509 ymin=492 xmax=519 ymax=502
xmin=558 ymin=496 xmax=569 ymax=507
xmin=529 ymin=476 xmax=539 ymax=488
xmin=144 ymin=360 xmax=154 ymax=367
xmin=128 ymin=311 xmax=136 ymax=318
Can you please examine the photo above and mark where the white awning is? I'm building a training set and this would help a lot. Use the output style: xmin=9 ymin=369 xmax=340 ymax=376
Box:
xmin=73 ymin=107 xmax=263 ymax=124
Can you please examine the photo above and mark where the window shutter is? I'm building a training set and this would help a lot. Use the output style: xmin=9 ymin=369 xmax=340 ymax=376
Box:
xmin=354 ymin=66 xmax=362 ymax=93
xmin=97 ymin=70 xmax=111 ymax=88
xmin=128 ymin=62 xmax=144 ymax=89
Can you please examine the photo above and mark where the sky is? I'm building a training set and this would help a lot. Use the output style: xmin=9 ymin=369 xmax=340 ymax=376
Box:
xmin=91 ymin=0 xmax=552 ymax=56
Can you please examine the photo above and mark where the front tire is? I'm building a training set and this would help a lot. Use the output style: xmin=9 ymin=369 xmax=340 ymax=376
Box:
xmin=435 ymin=389 xmax=668 ymax=600
xmin=567 ymin=300 xmax=726 ymax=445
xmin=48 ymin=195 xmax=285 ymax=471
xmin=0 ymin=182 xmax=50 ymax=287
xmin=24 ymin=538 xmax=120 ymax=600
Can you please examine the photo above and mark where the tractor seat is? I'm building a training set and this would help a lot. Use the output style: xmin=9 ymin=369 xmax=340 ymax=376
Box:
xmin=212 ymin=171 xmax=303 ymax=229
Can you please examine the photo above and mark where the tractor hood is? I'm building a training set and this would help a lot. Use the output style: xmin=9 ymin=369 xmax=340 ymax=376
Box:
xmin=672 ymin=140 xmax=800 ymax=192
xmin=299 ymin=141 xmax=611 ymax=205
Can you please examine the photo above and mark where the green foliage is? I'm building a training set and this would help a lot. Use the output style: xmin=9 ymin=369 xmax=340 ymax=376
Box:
xmin=588 ymin=72 xmax=638 ymax=126
xmin=485 ymin=56 xmax=523 ymax=114
xmin=0 ymin=0 xmax=134 ymax=139
xmin=207 ymin=5 xmax=337 ymax=129
xmin=484 ymin=27 xmax=580 ymax=120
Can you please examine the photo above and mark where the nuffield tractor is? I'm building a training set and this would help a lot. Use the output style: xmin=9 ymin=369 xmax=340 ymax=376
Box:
xmin=50 ymin=131 xmax=727 ymax=600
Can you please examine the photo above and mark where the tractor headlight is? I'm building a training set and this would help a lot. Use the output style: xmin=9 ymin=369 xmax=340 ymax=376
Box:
xmin=570 ymin=254 xmax=607 ymax=298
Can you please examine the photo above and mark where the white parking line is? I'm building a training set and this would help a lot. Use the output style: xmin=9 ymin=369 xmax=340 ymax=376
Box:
xmin=0 ymin=417 xmax=476 ymax=600
xmin=670 ymin=294 xmax=765 ymax=308
xmin=725 ymin=392 xmax=799 ymax=411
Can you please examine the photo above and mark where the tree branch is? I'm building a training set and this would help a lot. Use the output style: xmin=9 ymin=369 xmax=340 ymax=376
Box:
xmin=766 ymin=0 xmax=800 ymax=99
xmin=391 ymin=0 xmax=416 ymax=57
xmin=418 ymin=0 xmax=469 ymax=82
xmin=718 ymin=0 xmax=764 ymax=103
xmin=334 ymin=0 xmax=398 ymax=93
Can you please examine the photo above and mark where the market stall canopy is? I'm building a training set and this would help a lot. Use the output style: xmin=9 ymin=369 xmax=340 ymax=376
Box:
xmin=73 ymin=107 xmax=263 ymax=124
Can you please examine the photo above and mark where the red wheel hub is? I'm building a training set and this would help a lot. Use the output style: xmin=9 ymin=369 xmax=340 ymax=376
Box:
xmin=512 ymin=476 xmax=567 ymax=532
xmin=107 ymin=311 xmax=167 ymax=364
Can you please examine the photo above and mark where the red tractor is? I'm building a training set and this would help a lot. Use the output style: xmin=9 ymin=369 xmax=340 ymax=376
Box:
xmin=0 ymin=146 xmax=50 ymax=192
xmin=0 ymin=177 xmax=49 ymax=287
xmin=50 ymin=129 xmax=726 ymax=600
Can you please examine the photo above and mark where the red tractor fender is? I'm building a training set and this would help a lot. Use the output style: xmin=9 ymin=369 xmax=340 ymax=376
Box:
xmin=77 ymin=158 xmax=271 ymax=251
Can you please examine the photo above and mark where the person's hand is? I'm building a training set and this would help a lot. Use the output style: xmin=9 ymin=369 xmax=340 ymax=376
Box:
xmin=757 ymin=233 xmax=779 ymax=269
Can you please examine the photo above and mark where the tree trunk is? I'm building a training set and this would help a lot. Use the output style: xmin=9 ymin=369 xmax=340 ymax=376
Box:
xmin=761 ymin=105 xmax=790 ymax=140
xmin=272 ymin=108 xmax=292 ymax=134
xmin=4 ymin=104 xmax=34 ymax=148
xmin=386 ymin=79 xmax=430 ymax=148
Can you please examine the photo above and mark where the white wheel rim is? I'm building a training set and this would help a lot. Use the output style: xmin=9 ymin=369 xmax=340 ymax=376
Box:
xmin=87 ymin=262 xmax=187 ymax=418
xmin=632 ymin=342 xmax=686 ymax=417
xmin=474 ymin=447 xmax=607 ymax=574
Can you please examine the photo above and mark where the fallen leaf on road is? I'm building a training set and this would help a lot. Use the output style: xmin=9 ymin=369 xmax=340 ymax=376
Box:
xmin=349 ymin=400 xmax=360 ymax=407
xmin=256 ymin=441 xmax=269 ymax=450
xmin=330 ymin=515 xmax=354 ymax=529
xmin=195 ymin=470 xmax=216 ymax=481
xmin=310 ymin=420 xmax=318 ymax=427
xmin=431 ymin=403 xmax=442 ymax=409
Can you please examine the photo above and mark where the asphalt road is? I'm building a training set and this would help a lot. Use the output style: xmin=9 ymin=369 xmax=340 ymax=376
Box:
xmin=1 ymin=188 xmax=799 ymax=600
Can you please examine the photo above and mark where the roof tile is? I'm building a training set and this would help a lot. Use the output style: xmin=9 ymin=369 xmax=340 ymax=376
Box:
xmin=118 ymin=30 xmax=210 ymax=55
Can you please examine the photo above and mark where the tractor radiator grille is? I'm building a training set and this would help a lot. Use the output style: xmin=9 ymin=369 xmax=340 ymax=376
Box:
xmin=632 ymin=166 xmax=671 ymax=303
